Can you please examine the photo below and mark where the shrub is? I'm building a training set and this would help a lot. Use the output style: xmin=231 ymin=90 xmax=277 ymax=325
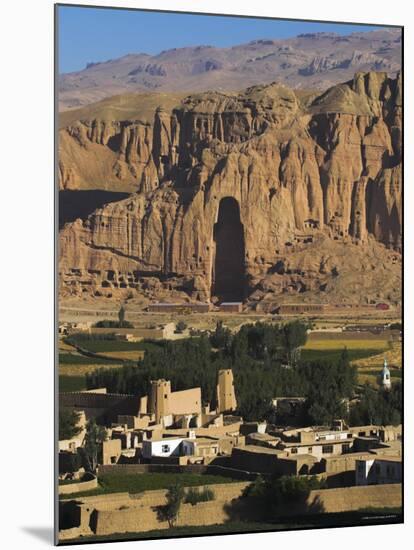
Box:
xmin=242 ymin=475 xmax=266 ymax=498
xmin=58 ymin=451 xmax=81 ymax=474
xmin=175 ymin=320 xmax=188 ymax=333
xmin=242 ymin=475 xmax=326 ymax=519
xmin=184 ymin=486 xmax=215 ymax=505
xmin=93 ymin=319 xmax=134 ymax=329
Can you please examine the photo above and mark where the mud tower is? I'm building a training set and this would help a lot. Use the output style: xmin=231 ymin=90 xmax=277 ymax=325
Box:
xmin=212 ymin=197 xmax=245 ymax=302
xmin=149 ymin=379 xmax=171 ymax=423
xmin=216 ymin=369 xmax=237 ymax=413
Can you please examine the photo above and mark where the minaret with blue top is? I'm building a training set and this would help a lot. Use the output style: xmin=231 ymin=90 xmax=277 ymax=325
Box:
xmin=381 ymin=357 xmax=391 ymax=390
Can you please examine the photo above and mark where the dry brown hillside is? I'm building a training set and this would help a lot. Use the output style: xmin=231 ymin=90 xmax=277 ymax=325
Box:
xmin=58 ymin=29 xmax=401 ymax=111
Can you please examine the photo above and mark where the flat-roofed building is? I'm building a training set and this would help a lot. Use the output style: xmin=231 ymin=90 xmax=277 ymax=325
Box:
xmin=355 ymin=456 xmax=402 ymax=486
xmin=231 ymin=445 xmax=318 ymax=476
xmin=142 ymin=437 xmax=186 ymax=460
xmin=277 ymin=304 xmax=327 ymax=315
xmin=245 ymin=432 xmax=280 ymax=448
xmin=219 ymin=302 xmax=243 ymax=313
xmin=183 ymin=437 xmax=220 ymax=461
xmin=275 ymin=426 xmax=354 ymax=459
xmin=102 ymin=439 xmax=122 ymax=465
xmin=147 ymin=303 xmax=210 ymax=313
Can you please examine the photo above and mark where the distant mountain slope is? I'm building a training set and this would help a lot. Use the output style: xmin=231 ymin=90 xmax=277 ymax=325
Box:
xmin=58 ymin=29 xmax=401 ymax=111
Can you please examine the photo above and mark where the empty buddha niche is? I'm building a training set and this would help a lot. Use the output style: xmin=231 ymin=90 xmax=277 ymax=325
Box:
xmin=212 ymin=197 xmax=245 ymax=302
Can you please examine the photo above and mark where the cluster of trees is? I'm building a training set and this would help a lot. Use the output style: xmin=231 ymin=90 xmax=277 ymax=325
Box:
xmin=242 ymin=474 xmax=326 ymax=518
xmin=59 ymin=412 xmax=107 ymax=474
xmin=88 ymin=335 xmax=217 ymax=404
xmin=59 ymin=409 xmax=81 ymax=440
xmin=217 ymin=320 xmax=308 ymax=364
xmin=92 ymin=305 xmax=133 ymax=329
xmin=66 ymin=332 xmax=119 ymax=343
xmin=86 ymin=321 xmax=364 ymax=425
xmin=302 ymin=350 xmax=356 ymax=426
xmin=349 ymin=383 xmax=402 ymax=426
xmin=93 ymin=319 xmax=134 ymax=329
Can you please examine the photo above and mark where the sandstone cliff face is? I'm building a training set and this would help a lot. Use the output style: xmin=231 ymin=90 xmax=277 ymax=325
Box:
xmin=59 ymin=72 xmax=402 ymax=305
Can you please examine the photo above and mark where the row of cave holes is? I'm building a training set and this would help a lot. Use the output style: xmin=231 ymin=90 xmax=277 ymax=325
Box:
xmin=69 ymin=269 xmax=194 ymax=291
xmin=69 ymin=268 xmax=139 ymax=288
xmin=103 ymin=270 xmax=139 ymax=288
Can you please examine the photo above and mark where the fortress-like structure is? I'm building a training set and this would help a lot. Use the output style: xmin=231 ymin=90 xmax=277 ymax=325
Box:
xmin=61 ymin=369 xmax=238 ymax=429
xmin=148 ymin=380 xmax=202 ymax=425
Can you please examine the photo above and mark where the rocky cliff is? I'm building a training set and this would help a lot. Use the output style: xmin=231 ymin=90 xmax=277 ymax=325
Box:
xmin=59 ymin=72 xmax=402 ymax=307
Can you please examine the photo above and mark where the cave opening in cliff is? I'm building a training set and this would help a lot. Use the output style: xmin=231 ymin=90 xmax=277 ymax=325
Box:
xmin=212 ymin=197 xmax=245 ymax=302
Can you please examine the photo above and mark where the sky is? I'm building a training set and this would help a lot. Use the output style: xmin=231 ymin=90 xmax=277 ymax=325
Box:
xmin=57 ymin=5 xmax=394 ymax=74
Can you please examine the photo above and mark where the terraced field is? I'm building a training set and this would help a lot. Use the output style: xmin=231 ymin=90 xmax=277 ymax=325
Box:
xmin=302 ymin=332 xmax=400 ymax=386
xmin=58 ymin=338 xmax=130 ymax=392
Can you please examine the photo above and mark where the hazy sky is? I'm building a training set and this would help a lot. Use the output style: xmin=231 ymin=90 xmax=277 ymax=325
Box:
xmin=57 ymin=5 xmax=394 ymax=73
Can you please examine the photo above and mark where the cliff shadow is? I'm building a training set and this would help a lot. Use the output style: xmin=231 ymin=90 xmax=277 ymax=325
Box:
xmin=59 ymin=190 xmax=131 ymax=229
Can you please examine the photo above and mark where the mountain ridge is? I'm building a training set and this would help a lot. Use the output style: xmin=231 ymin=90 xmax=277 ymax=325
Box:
xmin=59 ymin=28 xmax=401 ymax=111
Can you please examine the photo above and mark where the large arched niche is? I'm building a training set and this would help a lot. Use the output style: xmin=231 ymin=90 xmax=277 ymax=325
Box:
xmin=211 ymin=197 xmax=245 ymax=302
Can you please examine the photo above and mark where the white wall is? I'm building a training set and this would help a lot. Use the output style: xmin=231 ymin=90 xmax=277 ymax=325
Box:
xmin=142 ymin=438 xmax=184 ymax=459
xmin=355 ymin=459 xmax=374 ymax=485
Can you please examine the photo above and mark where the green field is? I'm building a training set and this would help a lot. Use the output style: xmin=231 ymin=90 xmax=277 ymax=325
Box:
xmin=59 ymin=375 xmax=86 ymax=392
xmin=60 ymin=472 xmax=239 ymax=499
xmin=301 ymin=333 xmax=389 ymax=365
xmin=300 ymin=347 xmax=386 ymax=364
xmin=59 ymin=353 xmax=119 ymax=365
xmin=70 ymin=340 xmax=164 ymax=354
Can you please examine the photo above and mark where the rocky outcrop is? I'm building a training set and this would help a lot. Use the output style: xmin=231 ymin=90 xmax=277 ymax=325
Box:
xmin=59 ymin=72 xmax=402 ymax=305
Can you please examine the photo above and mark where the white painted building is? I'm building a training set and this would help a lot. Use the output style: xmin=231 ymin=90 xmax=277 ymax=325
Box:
xmin=142 ymin=437 xmax=188 ymax=459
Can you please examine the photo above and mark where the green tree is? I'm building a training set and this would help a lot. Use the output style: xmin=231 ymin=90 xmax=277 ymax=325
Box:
xmin=268 ymin=475 xmax=324 ymax=511
xmin=242 ymin=475 xmax=267 ymax=498
xmin=175 ymin=320 xmax=187 ymax=333
xmin=349 ymin=382 xmax=402 ymax=426
xmin=118 ymin=304 xmax=126 ymax=327
xmin=163 ymin=484 xmax=185 ymax=528
xmin=59 ymin=451 xmax=82 ymax=474
xmin=242 ymin=475 xmax=325 ymax=519
xmin=83 ymin=420 xmax=107 ymax=472
xmin=303 ymin=360 xmax=349 ymax=425
xmin=59 ymin=409 xmax=81 ymax=440
xmin=210 ymin=321 xmax=232 ymax=349
xmin=283 ymin=321 xmax=308 ymax=365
